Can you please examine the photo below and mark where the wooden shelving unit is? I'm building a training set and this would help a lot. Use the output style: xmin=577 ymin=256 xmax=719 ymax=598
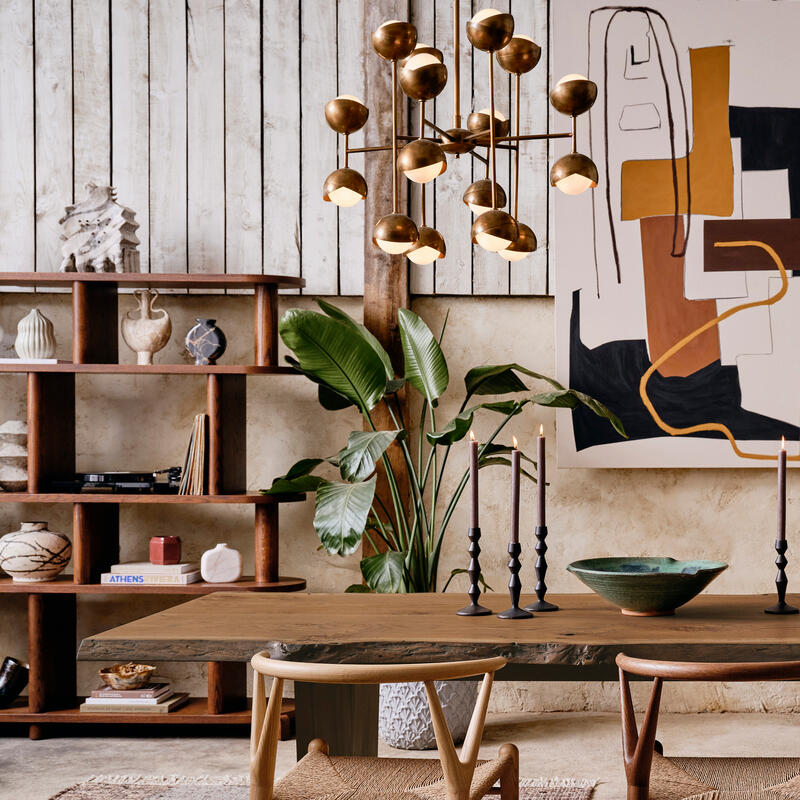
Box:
xmin=0 ymin=272 xmax=307 ymax=738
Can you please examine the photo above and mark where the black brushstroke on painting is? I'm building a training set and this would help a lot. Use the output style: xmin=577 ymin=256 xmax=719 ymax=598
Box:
xmin=730 ymin=106 xmax=800 ymax=218
xmin=568 ymin=291 xmax=800 ymax=451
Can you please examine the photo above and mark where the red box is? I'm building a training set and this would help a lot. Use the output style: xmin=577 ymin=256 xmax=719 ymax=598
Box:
xmin=149 ymin=536 xmax=182 ymax=565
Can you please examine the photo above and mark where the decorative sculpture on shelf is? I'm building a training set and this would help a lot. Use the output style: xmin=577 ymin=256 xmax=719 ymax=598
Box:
xmin=121 ymin=289 xmax=172 ymax=365
xmin=14 ymin=308 xmax=56 ymax=360
xmin=59 ymin=182 xmax=141 ymax=273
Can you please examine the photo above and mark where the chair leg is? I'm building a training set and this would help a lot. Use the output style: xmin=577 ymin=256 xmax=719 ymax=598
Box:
xmin=498 ymin=743 xmax=519 ymax=800
xmin=627 ymin=786 xmax=648 ymax=800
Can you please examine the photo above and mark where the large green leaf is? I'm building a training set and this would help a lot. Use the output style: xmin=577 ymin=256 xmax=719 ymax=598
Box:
xmin=464 ymin=364 xmax=564 ymax=397
xmin=317 ymin=299 xmax=394 ymax=380
xmin=313 ymin=477 xmax=377 ymax=556
xmin=280 ymin=310 xmax=387 ymax=411
xmin=479 ymin=457 xmax=537 ymax=483
xmin=361 ymin=551 xmax=406 ymax=593
xmin=478 ymin=443 xmax=536 ymax=467
xmin=263 ymin=456 xmax=333 ymax=495
xmin=285 ymin=355 xmax=356 ymax=411
xmin=338 ymin=430 xmax=400 ymax=482
xmin=398 ymin=308 xmax=449 ymax=406
xmin=426 ymin=409 xmax=474 ymax=445
xmin=345 ymin=583 xmax=372 ymax=593
xmin=530 ymin=390 xmax=627 ymax=438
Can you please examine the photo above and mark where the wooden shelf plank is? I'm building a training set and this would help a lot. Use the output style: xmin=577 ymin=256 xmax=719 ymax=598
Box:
xmin=0 ymin=272 xmax=305 ymax=289
xmin=0 ymin=697 xmax=251 ymax=724
xmin=0 ymin=576 xmax=306 ymax=594
xmin=0 ymin=363 xmax=298 ymax=374
xmin=0 ymin=491 xmax=303 ymax=504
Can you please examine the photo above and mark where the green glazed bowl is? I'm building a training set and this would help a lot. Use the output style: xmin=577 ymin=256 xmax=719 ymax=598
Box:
xmin=567 ymin=557 xmax=728 ymax=616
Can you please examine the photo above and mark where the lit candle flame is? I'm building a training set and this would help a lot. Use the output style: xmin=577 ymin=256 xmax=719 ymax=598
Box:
xmin=539 ymin=423 xmax=544 ymax=436
xmin=469 ymin=430 xmax=476 ymax=442
xmin=512 ymin=435 xmax=519 ymax=449
xmin=781 ymin=435 xmax=786 ymax=451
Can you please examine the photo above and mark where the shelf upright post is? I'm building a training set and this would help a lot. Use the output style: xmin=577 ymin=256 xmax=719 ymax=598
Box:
xmin=254 ymin=282 xmax=279 ymax=367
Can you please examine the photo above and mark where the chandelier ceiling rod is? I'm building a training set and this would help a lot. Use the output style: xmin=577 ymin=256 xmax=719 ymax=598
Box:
xmin=323 ymin=3 xmax=601 ymax=264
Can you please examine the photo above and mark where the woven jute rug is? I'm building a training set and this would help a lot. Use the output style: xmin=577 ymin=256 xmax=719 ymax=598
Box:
xmin=48 ymin=774 xmax=597 ymax=799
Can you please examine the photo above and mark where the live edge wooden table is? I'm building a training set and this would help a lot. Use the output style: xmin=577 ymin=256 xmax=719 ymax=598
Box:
xmin=78 ymin=591 xmax=800 ymax=758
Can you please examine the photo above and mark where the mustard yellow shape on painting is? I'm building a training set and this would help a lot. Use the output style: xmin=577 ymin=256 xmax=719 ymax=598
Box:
xmin=639 ymin=240 xmax=798 ymax=462
xmin=621 ymin=46 xmax=734 ymax=220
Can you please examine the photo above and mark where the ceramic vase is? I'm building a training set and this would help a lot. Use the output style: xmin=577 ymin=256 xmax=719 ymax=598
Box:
xmin=14 ymin=308 xmax=56 ymax=360
xmin=200 ymin=543 xmax=242 ymax=583
xmin=149 ymin=536 xmax=181 ymax=565
xmin=0 ymin=657 xmax=28 ymax=708
xmin=379 ymin=680 xmax=479 ymax=750
xmin=185 ymin=319 xmax=226 ymax=365
xmin=0 ymin=522 xmax=72 ymax=582
xmin=121 ymin=289 xmax=172 ymax=365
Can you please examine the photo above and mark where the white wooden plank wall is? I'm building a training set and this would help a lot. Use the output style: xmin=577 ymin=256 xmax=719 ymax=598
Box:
xmin=0 ymin=0 xmax=551 ymax=296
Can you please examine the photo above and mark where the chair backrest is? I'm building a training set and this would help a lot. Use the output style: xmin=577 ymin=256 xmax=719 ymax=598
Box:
xmin=615 ymin=653 xmax=800 ymax=799
xmin=249 ymin=654 xmax=508 ymax=800
xmin=616 ymin=653 xmax=800 ymax=682
xmin=250 ymin=652 xmax=507 ymax=684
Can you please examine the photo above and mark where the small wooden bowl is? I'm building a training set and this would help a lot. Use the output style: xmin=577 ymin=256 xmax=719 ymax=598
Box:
xmin=99 ymin=663 xmax=156 ymax=690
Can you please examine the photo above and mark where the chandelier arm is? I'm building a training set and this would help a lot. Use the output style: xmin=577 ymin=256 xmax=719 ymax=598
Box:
xmin=344 ymin=134 xmax=349 ymax=169
xmin=453 ymin=0 xmax=461 ymax=128
xmin=571 ymin=114 xmax=577 ymax=153
xmin=346 ymin=144 xmax=394 ymax=154
xmin=422 ymin=118 xmax=452 ymax=140
xmin=419 ymin=102 xmax=425 ymax=140
xmin=514 ymin=74 xmax=520 ymax=220
xmin=392 ymin=59 xmax=398 ymax=212
xmin=467 ymin=149 xmax=489 ymax=167
xmin=496 ymin=132 xmax=572 ymax=143
xmin=489 ymin=52 xmax=497 ymax=209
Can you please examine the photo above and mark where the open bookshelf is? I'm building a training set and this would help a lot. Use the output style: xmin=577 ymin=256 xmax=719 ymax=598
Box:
xmin=0 ymin=272 xmax=307 ymax=738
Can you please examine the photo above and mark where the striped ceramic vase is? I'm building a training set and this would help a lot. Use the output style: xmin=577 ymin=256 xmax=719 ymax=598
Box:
xmin=14 ymin=308 xmax=56 ymax=360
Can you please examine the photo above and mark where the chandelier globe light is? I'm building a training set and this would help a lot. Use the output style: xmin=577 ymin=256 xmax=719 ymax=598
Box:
xmin=499 ymin=222 xmax=537 ymax=262
xmin=407 ymin=226 xmax=447 ymax=265
xmin=323 ymin=1 xmax=598 ymax=265
xmin=463 ymin=179 xmax=507 ymax=216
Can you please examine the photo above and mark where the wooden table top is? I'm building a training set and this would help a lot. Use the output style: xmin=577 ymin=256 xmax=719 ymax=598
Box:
xmin=77 ymin=592 xmax=800 ymax=666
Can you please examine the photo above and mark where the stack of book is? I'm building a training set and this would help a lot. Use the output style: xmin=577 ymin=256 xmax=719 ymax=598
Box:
xmin=100 ymin=561 xmax=201 ymax=586
xmin=80 ymin=680 xmax=189 ymax=713
xmin=179 ymin=413 xmax=207 ymax=495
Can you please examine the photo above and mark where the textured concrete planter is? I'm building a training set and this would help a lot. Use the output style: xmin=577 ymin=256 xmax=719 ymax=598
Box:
xmin=378 ymin=679 xmax=479 ymax=750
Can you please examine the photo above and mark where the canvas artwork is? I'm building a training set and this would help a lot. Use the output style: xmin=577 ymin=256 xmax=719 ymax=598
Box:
xmin=553 ymin=0 xmax=800 ymax=468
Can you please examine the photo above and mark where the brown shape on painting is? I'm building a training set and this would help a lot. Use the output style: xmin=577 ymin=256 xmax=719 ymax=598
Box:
xmin=621 ymin=46 xmax=733 ymax=220
xmin=704 ymin=218 xmax=800 ymax=271
xmin=641 ymin=216 xmax=721 ymax=378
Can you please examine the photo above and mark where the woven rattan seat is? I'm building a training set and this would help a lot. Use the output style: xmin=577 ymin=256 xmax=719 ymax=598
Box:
xmin=616 ymin=655 xmax=800 ymax=800
xmin=647 ymin=754 xmax=800 ymax=799
xmin=249 ymin=654 xmax=517 ymax=800
xmin=272 ymin=751 xmax=508 ymax=800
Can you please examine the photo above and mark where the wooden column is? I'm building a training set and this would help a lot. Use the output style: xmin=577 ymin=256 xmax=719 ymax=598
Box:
xmin=72 ymin=280 xmax=118 ymax=364
xmin=207 ymin=661 xmax=246 ymax=714
xmin=27 ymin=373 xmax=75 ymax=493
xmin=254 ymin=283 xmax=279 ymax=366
xmin=73 ymin=503 xmax=120 ymax=584
xmin=255 ymin=504 xmax=279 ymax=583
xmin=361 ymin=1 xmax=411 ymax=558
xmin=206 ymin=374 xmax=246 ymax=494
xmin=28 ymin=594 xmax=77 ymax=714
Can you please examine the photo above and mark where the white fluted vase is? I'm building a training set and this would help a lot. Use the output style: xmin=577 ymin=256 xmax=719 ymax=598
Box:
xmin=14 ymin=309 xmax=56 ymax=360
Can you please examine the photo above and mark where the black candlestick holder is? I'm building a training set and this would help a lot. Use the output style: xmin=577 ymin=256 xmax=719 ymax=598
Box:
xmin=457 ymin=527 xmax=492 ymax=616
xmin=524 ymin=525 xmax=559 ymax=612
xmin=765 ymin=539 xmax=799 ymax=615
xmin=498 ymin=542 xmax=533 ymax=619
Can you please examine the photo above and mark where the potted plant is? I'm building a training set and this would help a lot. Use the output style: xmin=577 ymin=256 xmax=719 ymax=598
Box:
xmin=265 ymin=300 xmax=625 ymax=748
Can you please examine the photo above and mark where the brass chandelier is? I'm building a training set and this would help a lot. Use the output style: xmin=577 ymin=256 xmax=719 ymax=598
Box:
xmin=323 ymin=4 xmax=598 ymax=265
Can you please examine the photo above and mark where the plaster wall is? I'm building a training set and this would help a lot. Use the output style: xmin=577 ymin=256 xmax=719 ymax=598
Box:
xmin=0 ymin=292 xmax=794 ymax=713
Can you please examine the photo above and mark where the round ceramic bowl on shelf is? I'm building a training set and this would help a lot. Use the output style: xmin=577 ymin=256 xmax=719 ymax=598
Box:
xmin=567 ymin=557 xmax=728 ymax=616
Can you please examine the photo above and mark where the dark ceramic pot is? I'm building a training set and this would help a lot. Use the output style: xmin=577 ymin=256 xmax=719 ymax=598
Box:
xmin=185 ymin=319 xmax=227 ymax=365
xmin=567 ymin=557 xmax=728 ymax=616
xmin=0 ymin=656 xmax=29 ymax=708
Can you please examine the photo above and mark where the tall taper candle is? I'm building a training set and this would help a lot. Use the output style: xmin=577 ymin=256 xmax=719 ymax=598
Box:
xmin=779 ymin=436 xmax=787 ymax=542
xmin=537 ymin=424 xmax=546 ymax=527
xmin=510 ymin=436 xmax=520 ymax=544
xmin=469 ymin=430 xmax=479 ymax=529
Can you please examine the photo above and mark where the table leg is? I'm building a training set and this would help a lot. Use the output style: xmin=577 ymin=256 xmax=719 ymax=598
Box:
xmin=294 ymin=682 xmax=378 ymax=759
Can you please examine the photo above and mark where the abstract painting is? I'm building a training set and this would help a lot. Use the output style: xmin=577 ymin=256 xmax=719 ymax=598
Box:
xmin=553 ymin=0 xmax=800 ymax=467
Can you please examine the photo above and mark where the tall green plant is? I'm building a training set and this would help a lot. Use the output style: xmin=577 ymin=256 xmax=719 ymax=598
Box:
xmin=264 ymin=300 xmax=625 ymax=593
